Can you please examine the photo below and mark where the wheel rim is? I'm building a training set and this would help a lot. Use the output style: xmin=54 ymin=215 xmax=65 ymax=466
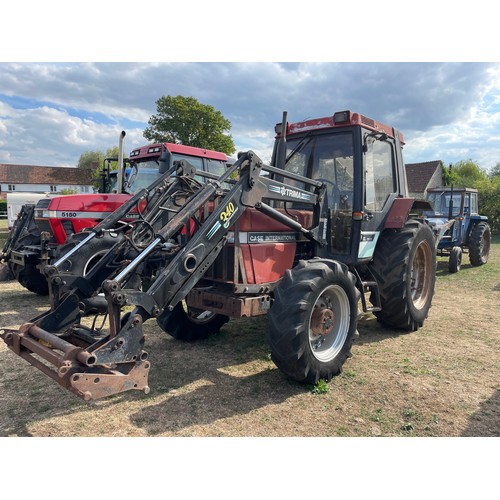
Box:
xmin=308 ymin=285 xmax=350 ymax=362
xmin=410 ymin=239 xmax=433 ymax=309
xmin=82 ymin=250 xmax=109 ymax=275
xmin=186 ymin=305 xmax=218 ymax=324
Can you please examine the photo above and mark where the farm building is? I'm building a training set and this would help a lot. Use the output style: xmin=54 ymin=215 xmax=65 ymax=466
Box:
xmin=0 ymin=163 xmax=95 ymax=200
xmin=405 ymin=160 xmax=444 ymax=199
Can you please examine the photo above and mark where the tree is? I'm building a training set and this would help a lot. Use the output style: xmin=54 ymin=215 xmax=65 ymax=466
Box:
xmin=77 ymin=150 xmax=104 ymax=169
xmin=489 ymin=162 xmax=500 ymax=178
xmin=143 ymin=95 xmax=236 ymax=155
xmin=77 ymin=146 xmax=121 ymax=191
xmin=445 ymin=159 xmax=489 ymax=187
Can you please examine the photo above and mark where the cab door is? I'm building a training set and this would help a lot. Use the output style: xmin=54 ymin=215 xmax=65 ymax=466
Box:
xmin=359 ymin=135 xmax=398 ymax=260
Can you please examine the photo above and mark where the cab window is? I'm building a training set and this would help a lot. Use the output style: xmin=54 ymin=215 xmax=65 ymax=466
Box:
xmin=364 ymin=138 xmax=396 ymax=211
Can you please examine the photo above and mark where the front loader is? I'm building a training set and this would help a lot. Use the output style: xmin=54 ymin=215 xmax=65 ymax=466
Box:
xmin=1 ymin=110 xmax=437 ymax=400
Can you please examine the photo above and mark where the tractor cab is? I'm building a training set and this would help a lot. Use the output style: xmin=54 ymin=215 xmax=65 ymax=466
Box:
xmin=272 ymin=110 xmax=413 ymax=265
xmin=425 ymin=187 xmax=479 ymax=219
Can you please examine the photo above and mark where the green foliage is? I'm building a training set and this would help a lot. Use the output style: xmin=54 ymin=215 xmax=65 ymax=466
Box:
xmin=446 ymin=160 xmax=500 ymax=234
xmin=445 ymin=160 xmax=489 ymax=187
xmin=489 ymin=162 xmax=500 ymax=178
xmin=59 ymin=188 xmax=78 ymax=195
xmin=77 ymin=146 xmax=121 ymax=191
xmin=0 ymin=199 xmax=6 ymax=213
xmin=144 ymin=95 xmax=236 ymax=155
xmin=311 ymin=379 xmax=330 ymax=395
xmin=77 ymin=150 xmax=104 ymax=169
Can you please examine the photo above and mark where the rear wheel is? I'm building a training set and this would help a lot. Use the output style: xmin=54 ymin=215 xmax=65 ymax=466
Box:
xmin=55 ymin=231 xmax=122 ymax=275
xmin=369 ymin=220 xmax=436 ymax=331
xmin=267 ymin=258 xmax=359 ymax=384
xmin=469 ymin=222 xmax=490 ymax=266
xmin=157 ymin=302 xmax=230 ymax=342
xmin=449 ymin=246 xmax=462 ymax=273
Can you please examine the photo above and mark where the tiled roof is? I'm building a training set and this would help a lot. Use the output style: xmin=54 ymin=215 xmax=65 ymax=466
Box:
xmin=405 ymin=160 xmax=442 ymax=193
xmin=0 ymin=164 xmax=94 ymax=185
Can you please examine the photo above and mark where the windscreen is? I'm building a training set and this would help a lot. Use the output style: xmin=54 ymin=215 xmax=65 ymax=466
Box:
xmin=426 ymin=191 xmax=464 ymax=217
xmin=124 ymin=160 xmax=162 ymax=194
xmin=284 ymin=132 xmax=354 ymax=210
xmin=283 ymin=132 xmax=355 ymax=255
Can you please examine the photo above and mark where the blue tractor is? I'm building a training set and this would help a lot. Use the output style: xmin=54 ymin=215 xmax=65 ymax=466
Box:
xmin=424 ymin=187 xmax=491 ymax=273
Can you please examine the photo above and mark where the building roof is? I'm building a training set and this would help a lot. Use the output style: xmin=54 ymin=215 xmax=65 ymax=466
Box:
xmin=0 ymin=164 xmax=94 ymax=185
xmin=405 ymin=160 xmax=442 ymax=194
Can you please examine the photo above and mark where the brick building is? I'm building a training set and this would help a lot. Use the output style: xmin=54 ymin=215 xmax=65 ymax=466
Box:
xmin=0 ymin=163 xmax=95 ymax=199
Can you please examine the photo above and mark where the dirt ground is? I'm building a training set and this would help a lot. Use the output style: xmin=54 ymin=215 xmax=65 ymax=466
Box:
xmin=0 ymin=238 xmax=498 ymax=439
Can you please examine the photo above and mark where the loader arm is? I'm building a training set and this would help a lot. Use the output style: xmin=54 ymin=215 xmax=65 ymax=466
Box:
xmin=1 ymin=151 xmax=327 ymax=400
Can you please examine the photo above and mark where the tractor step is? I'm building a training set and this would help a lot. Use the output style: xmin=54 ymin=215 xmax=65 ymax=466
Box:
xmin=360 ymin=280 xmax=382 ymax=312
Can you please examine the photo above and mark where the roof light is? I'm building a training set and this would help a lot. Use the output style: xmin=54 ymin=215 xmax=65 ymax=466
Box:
xmin=274 ymin=121 xmax=288 ymax=135
xmin=333 ymin=111 xmax=351 ymax=124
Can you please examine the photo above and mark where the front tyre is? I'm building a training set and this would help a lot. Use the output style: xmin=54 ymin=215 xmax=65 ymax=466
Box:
xmin=449 ymin=246 xmax=462 ymax=274
xmin=267 ymin=259 xmax=359 ymax=384
xmin=369 ymin=220 xmax=436 ymax=331
xmin=157 ymin=302 xmax=229 ymax=342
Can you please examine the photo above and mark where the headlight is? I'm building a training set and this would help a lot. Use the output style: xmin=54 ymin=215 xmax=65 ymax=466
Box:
xmin=40 ymin=210 xmax=57 ymax=218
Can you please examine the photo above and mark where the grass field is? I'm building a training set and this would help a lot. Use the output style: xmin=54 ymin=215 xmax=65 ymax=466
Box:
xmin=0 ymin=236 xmax=498 ymax=438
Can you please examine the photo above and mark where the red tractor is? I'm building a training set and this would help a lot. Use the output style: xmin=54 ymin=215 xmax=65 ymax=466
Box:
xmin=1 ymin=110 xmax=436 ymax=400
xmin=0 ymin=134 xmax=228 ymax=294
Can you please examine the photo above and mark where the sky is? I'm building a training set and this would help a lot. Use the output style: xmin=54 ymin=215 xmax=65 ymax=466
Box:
xmin=1 ymin=61 xmax=500 ymax=173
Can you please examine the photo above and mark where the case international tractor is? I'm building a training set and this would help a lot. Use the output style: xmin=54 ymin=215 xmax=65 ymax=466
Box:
xmin=0 ymin=111 xmax=437 ymax=400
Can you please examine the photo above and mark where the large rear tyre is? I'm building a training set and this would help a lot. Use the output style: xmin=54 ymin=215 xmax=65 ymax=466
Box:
xmin=369 ymin=220 xmax=436 ymax=331
xmin=469 ymin=222 xmax=490 ymax=267
xmin=55 ymin=231 xmax=122 ymax=275
xmin=267 ymin=258 xmax=359 ymax=384
xmin=157 ymin=302 xmax=230 ymax=342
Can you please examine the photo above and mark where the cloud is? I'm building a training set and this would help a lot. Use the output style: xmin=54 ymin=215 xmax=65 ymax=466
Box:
xmin=0 ymin=101 xmax=145 ymax=167
xmin=1 ymin=62 xmax=500 ymax=170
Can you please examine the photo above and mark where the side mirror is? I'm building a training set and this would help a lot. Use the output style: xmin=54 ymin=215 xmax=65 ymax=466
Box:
xmin=159 ymin=151 xmax=171 ymax=174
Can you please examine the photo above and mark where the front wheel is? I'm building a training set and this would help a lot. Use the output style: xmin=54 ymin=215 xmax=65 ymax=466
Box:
xmin=157 ymin=302 xmax=230 ymax=342
xmin=267 ymin=259 xmax=360 ymax=384
xmin=449 ymin=246 xmax=462 ymax=273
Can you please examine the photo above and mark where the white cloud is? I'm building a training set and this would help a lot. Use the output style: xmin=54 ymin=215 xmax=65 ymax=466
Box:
xmin=1 ymin=62 xmax=500 ymax=171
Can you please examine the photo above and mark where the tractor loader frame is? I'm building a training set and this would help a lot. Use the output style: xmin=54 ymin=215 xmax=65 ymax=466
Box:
xmin=1 ymin=151 xmax=327 ymax=400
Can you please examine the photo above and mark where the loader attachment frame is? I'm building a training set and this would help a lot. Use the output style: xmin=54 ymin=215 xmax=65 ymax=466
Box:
xmin=1 ymin=151 xmax=327 ymax=400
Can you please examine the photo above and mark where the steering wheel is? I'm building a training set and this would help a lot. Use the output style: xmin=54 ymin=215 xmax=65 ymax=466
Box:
xmin=317 ymin=178 xmax=340 ymax=204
